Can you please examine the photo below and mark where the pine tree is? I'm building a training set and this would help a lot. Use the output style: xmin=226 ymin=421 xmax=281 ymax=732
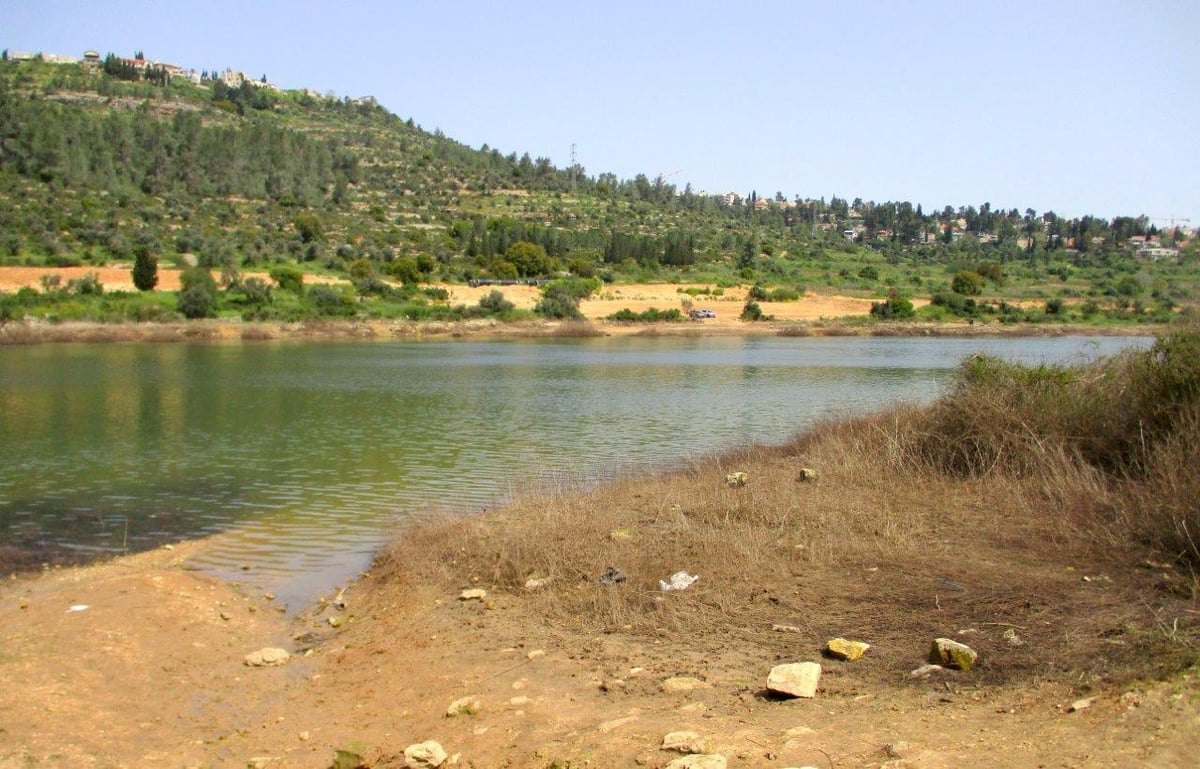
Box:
xmin=132 ymin=245 xmax=158 ymax=291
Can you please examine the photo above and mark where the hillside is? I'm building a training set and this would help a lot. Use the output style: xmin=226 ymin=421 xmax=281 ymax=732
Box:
xmin=1 ymin=53 xmax=1197 ymax=327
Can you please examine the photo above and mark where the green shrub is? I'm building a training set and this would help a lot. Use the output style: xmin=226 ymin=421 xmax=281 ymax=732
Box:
xmin=269 ymin=265 xmax=305 ymax=295
xmin=479 ymin=289 xmax=515 ymax=315
xmin=177 ymin=267 xmax=217 ymax=318
xmin=870 ymin=291 xmax=915 ymax=320
xmin=534 ymin=283 xmax=583 ymax=319
xmin=951 ymin=271 xmax=984 ymax=296
xmin=740 ymin=300 xmax=764 ymax=321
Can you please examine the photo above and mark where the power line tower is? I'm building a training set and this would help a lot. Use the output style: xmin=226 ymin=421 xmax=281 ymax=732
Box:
xmin=570 ymin=143 xmax=577 ymax=194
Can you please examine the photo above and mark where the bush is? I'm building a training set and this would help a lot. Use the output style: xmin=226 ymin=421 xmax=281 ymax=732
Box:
xmin=177 ymin=267 xmax=218 ymax=318
xmin=478 ymin=289 xmax=515 ymax=315
xmin=132 ymin=249 xmax=158 ymax=291
xmin=870 ymin=291 xmax=915 ymax=320
xmin=269 ymin=265 xmax=305 ymax=295
xmin=307 ymin=284 xmax=356 ymax=315
xmin=951 ymin=271 xmax=984 ymax=296
xmin=740 ymin=300 xmax=764 ymax=321
xmin=534 ymin=284 xmax=583 ymax=319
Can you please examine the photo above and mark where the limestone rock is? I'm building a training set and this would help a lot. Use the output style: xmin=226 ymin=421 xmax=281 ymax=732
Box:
xmin=909 ymin=663 xmax=947 ymax=678
xmin=459 ymin=588 xmax=487 ymax=601
xmin=445 ymin=695 xmax=481 ymax=717
xmin=725 ymin=472 xmax=748 ymax=487
xmin=662 ymin=730 xmax=705 ymax=753
xmin=665 ymin=755 xmax=727 ymax=769
xmin=824 ymin=637 xmax=870 ymax=661
xmin=244 ymin=647 xmax=290 ymax=667
xmin=798 ymin=467 xmax=819 ymax=482
xmin=662 ymin=676 xmax=711 ymax=694
xmin=403 ymin=740 xmax=448 ymax=768
xmin=1069 ymin=696 xmax=1097 ymax=713
xmin=929 ymin=638 xmax=978 ymax=671
xmin=767 ymin=662 xmax=822 ymax=698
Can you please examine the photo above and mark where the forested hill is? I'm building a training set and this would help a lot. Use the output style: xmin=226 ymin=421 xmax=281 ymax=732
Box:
xmin=0 ymin=53 xmax=1195 ymax=324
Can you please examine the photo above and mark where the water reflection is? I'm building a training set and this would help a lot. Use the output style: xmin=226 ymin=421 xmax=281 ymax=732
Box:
xmin=0 ymin=335 xmax=1151 ymax=607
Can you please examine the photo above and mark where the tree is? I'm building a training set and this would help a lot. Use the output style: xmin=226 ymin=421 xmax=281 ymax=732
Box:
xmin=177 ymin=266 xmax=218 ymax=318
xmin=131 ymin=245 xmax=158 ymax=291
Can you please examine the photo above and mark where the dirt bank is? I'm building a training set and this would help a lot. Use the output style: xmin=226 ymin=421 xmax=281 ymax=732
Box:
xmin=2 ymin=427 xmax=1196 ymax=767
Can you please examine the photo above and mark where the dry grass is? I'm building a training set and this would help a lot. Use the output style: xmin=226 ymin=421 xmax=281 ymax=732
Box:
xmin=378 ymin=381 xmax=1199 ymax=688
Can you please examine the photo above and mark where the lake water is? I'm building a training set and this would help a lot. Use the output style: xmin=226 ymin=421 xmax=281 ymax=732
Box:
xmin=0 ymin=334 xmax=1151 ymax=607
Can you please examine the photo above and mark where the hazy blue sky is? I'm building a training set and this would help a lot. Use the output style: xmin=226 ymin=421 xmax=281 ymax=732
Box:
xmin=4 ymin=1 xmax=1197 ymax=223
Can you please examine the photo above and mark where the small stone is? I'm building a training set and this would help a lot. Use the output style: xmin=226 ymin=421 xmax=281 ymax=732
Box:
xmin=665 ymin=755 xmax=727 ymax=769
xmin=1069 ymin=696 xmax=1097 ymax=713
xmin=1003 ymin=628 xmax=1023 ymax=646
xmin=459 ymin=588 xmax=487 ymax=601
xmin=263 ymin=593 xmax=276 ymax=601
xmin=509 ymin=696 xmax=530 ymax=706
xmin=772 ymin=624 xmax=802 ymax=633
xmin=328 ymin=616 xmax=343 ymax=628
xmin=524 ymin=577 xmax=550 ymax=589
xmin=824 ymin=638 xmax=870 ymax=661
xmin=662 ymin=730 xmax=705 ymax=753
xmin=725 ymin=472 xmax=748 ymax=487
xmin=929 ymin=638 xmax=978 ymax=671
xmin=600 ymin=679 xmax=627 ymax=692
xmin=446 ymin=695 xmax=481 ymax=717
xmin=298 ymin=731 xmax=310 ymax=741
xmin=247 ymin=757 xmax=282 ymax=769
xmin=403 ymin=740 xmax=448 ymax=768
xmin=885 ymin=741 xmax=912 ymax=758
xmin=526 ymin=649 xmax=545 ymax=660
xmin=798 ymin=467 xmax=819 ymax=482
xmin=220 ymin=611 xmax=233 ymax=621
xmin=910 ymin=663 xmax=946 ymax=678
xmin=662 ymin=676 xmax=711 ymax=694
xmin=244 ymin=647 xmax=290 ymax=667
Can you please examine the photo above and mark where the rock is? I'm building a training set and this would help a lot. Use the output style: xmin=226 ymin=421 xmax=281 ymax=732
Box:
xmin=403 ymin=740 xmax=448 ymax=768
xmin=524 ymin=576 xmax=550 ymax=589
xmin=885 ymin=741 xmax=912 ymax=758
xmin=1003 ymin=628 xmax=1023 ymax=646
xmin=725 ymin=472 xmax=748 ymax=487
xmin=662 ymin=730 xmax=705 ymax=753
xmin=332 ymin=749 xmax=367 ymax=769
xmin=662 ymin=676 xmax=711 ymax=694
xmin=526 ymin=649 xmax=545 ymax=660
xmin=665 ymin=755 xmax=727 ymax=769
xmin=459 ymin=588 xmax=487 ymax=601
xmin=929 ymin=638 xmax=978 ymax=671
xmin=909 ymin=663 xmax=947 ymax=678
xmin=598 ymin=566 xmax=628 ymax=584
xmin=772 ymin=624 xmax=802 ymax=633
xmin=824 ymin=638 xmax=870 ymax=661
xmin=598 ymin=714 xmax=639 ymax=733
xmin=445 ymin=695 xmax=481 ymax=717
xmin=798 ymin=467 xmax=819 ymax=482
xmin=327 ymin=616 xmax=343 ymax=627
xmin=244 ymin=647 xmax=290 ymax=667
xmin=766 ymin=662 xmax=822 ymax=698
xmin=1069 ymin=696 xmax=1097 ymax=713
xmin=247 ymin=757 xmax=282 ymax=769
xmin=219 ymin=611 xmax=232 ymax=621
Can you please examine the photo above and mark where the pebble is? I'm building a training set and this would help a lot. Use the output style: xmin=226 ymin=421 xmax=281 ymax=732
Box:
xmin=403 ymin=741 xmax=448 ymax=768
xmin=662 ymin=676 xmax=711 ymax=694
xmin=662 ymin=730 xmax=705 ymax=754
xmin=459 ymin=588 xmax=487 ymax=601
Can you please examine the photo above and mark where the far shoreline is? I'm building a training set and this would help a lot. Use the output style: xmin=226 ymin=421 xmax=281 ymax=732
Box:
xmin=0 ymin=316 xmax=1167 ymax=346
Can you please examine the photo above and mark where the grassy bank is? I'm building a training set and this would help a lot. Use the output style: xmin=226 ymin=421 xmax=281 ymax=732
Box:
xmin=374 ymin=326 xmax=1199 ymax=689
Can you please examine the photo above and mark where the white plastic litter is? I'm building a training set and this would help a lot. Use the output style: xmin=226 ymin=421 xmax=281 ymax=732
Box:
xmin=659 ymin=571 xmax=700 ymax=591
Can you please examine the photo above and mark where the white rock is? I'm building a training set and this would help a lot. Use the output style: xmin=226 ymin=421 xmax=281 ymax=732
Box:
xmin=403 ymin=740 xmax=448 ymax=768
xmin=662 ymin=730 xmax=704 ymax=753
xmin=767 ymin=662 xmax=822 ymax=698
xmin=244 ymin=647 xmax=290 ymax=667
xmin=665 ymin=755 xmax=727 ymax=769
xmin=445 ymin=695 xmax=481 ymax=717
xmin=910 ymin=663 xmax=946 ymax=678
xmin=458 ymin=588 xmax=487 ymax=601
xmin=1069 ymin=696 xmax=1097 ymax=713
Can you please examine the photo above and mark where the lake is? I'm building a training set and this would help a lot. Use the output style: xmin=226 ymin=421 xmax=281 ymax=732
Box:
xmin=0 ymin=334 xmax=1151 ymax=607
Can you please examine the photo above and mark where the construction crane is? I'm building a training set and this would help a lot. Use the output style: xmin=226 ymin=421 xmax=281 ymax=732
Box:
xmin=1150 ymin=214 xmax=1192 ymax=230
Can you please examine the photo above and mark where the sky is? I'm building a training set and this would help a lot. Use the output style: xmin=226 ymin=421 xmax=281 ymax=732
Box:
xmin=3 ymin=0 xmax=1198 ymax=224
